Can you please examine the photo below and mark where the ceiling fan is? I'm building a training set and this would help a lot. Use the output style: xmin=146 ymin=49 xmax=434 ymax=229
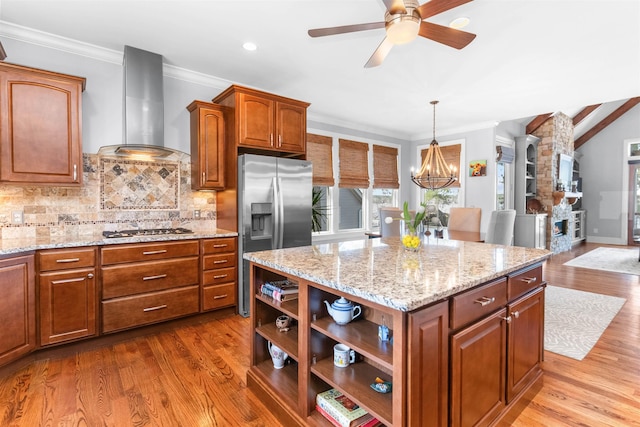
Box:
xmin=308 ymin=0 xmax=476 ymax=68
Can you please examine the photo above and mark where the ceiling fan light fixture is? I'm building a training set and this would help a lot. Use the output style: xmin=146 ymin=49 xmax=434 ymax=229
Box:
xmin=385 ymin=12 xmax=421 ymax=44
xmin=449 ymin=17 xmax=470 ymax=30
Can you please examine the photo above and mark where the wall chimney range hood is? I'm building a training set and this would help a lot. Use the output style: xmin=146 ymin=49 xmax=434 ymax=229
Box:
xmin=98 ymin=45 xmax=186 ymax=160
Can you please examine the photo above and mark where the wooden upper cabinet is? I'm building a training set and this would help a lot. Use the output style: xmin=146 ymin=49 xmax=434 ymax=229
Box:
xmin=187 ymin=101 xmax=227 ymax=190
xmin=213 ymin=85 xmax=309 ymax=155
xmin=238 ymin=93 xmax=275 ymax=149
xmin=0 ymin=62 xmax=85 ymax=185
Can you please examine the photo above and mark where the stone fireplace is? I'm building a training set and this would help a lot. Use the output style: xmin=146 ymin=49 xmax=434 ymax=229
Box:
xmin=532 ymin=113 xmax=577 ymax=253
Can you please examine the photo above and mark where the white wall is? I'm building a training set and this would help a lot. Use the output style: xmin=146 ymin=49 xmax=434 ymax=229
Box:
xmin=578 ymin=104 xmax=640 ymax=244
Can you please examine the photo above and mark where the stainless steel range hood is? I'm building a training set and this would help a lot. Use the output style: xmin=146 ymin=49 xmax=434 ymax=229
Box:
xmin=98 ymin=45 xmax=185 ymax=160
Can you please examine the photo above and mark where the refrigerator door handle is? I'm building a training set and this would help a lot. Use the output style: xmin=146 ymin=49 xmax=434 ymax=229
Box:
xmin=275 ymin=176 xmax=285 ymax=248
xmin=272 ymin=176 xmax=279 ymax=249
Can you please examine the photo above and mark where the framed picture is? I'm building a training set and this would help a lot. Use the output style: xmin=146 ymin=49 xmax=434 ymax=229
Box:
xmin=469 ymin=160 xmax=487 ymax=177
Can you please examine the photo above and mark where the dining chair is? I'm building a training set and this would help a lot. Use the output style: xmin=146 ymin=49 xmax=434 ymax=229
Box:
xmin=379 ymin=207 xmax=403 ymax=237
xmin=485 ymin=209 xmax=517 ymax=246
xmin=447 ymin=207 xmax=482 ymax=234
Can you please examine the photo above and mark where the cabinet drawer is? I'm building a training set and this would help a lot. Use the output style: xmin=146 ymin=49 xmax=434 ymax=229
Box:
xmin=508 ymin=263 xmax=543 ymax=301
xmin=450 ymin=278 xmax=507 ymax=330
xmin=102 ymin=257 xmax=199 ymax=299
xmin=39 ymin=247 xmax=96 ymax=271
xmin=102 ymin=285 xmax=199 ymax=333
xmin=203 ymin=267 xmax=236 ymax=286
xmin=203 ymin=253 xmax=236 ymax=270
xmin=202 ymin=283 xmax=236 ymax=311
xmin=101 ymin=240 xmax=199 ymax=265
xmin=202 ymin=238 xmax=236 ymax=254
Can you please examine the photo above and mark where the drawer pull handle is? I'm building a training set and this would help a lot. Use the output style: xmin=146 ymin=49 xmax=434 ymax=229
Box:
xmin=56 ymin=258 xmax=80 ymax=263
xmin=520 ymin=276 xmax=537 ymax=284
xmin=143 ymin=274 xmax=167 ymax=281
xmin=142 ymin=250 xmax=168 ymax=255
xmin=474 ymin=296 xmax=495 ymax=306
xmin=511 ymin=310 xmax=520 ymax=319
xmin=501 ymin=315 xmax=512 ymax=323
xmin=143 ymin=304 xmax=168 ymax=312
xmin=213 ymin=294 xmax=228 ymax=299
xmin=213 ymin=274 xmax=228 ymax=279
xmin=87 ymin=273 xmax=94 ymax=279
xmin=212 ymin=244 xmax=228 ymax=248
xmin=213 ymin=260 xmax=228 ymax=264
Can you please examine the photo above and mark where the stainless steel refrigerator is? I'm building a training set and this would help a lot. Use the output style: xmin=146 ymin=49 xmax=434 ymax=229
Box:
xmin=237 ymin=154 xmax=312 ymax=317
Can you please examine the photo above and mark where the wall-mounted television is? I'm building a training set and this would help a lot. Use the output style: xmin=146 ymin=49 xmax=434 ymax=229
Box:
xmin=558 ymin=153 xmax=573 ymax=191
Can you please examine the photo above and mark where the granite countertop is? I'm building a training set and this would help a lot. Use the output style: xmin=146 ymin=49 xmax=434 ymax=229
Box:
xmin=244 ymin=238 xmax=552 ymax=312
xmin=0 ymin=229 xmax=238 ymax=256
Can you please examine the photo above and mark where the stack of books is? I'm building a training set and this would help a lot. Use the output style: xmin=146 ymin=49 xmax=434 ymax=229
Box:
xmin=260 ymin=279 xmax=299 ymax=302
xmin=316 ymin=389 xmax=380 ymax=427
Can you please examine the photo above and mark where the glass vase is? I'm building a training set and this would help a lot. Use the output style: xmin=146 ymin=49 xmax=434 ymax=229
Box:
xmin=400 ymin=220 xmax=423 ymax=251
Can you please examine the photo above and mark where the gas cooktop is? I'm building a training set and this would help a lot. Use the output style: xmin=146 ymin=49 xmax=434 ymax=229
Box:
xmin=102 ymin=228 xmax=193 ymax=238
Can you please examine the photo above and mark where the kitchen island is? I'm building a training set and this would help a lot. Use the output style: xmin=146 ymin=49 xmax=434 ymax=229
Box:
xmin=244 ymin=238 xmax=552 ymax=426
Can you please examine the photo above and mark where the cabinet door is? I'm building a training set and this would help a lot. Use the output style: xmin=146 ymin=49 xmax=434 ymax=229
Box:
xmin=275 ymin=102 xmax=306 ymax=153
xmin=0 ymin=255 xmax=36 ymax=367
xmin=238 ymin=93 xmax=275 ymax=149
xmin=450 ymin=309 xmax=507 ymax=427
xmin=190 ymin=103 xmax=225 ymax=190
xmin=39 ymin=267 xmax=97 ymax=345
xmin=0 ymin=67 xmax=83 ymax=185
xmin=408 ymin=301 xmax=448 ymax=427
xmin=507 ymin=287 xmax=544 ymax=402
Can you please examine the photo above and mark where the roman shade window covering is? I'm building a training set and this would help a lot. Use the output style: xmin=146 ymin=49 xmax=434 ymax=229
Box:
xmin=420 ymin=143 xmax=461 ymax=188
xmin=306 ymin=133 xmax=335 ymax=186
xmin=373 ymin=145 xmax=399 ymax=189
xmin=339 ymin=139 xmax=369 ymax=188
xmin=496 ymin=145 xmax=515 ymax=163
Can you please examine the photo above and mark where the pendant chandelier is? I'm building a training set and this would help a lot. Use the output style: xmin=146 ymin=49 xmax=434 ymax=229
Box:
xmin=411 ymin=100 xmax=458 ymax=190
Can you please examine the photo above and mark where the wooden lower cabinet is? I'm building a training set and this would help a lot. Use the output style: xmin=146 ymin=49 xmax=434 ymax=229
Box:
xmin=201 ymin=237 xmax=237 ymax=312
xmin=38 ymin=247 xmax=97 ymax=346
xmin=451 ymin=309 xmax=508 ymax=427
xmin=450 ymin=286 xmax=545 ymax=427
xmin=507 ymin=287 xmax=544 ymax=402
xmin=407 ymin=301 xmax=449 ymax=427
xmin=0 ymin=254 xmax=36 ymax=366
xmin=100 ymin=240 xmax=201 ymax=333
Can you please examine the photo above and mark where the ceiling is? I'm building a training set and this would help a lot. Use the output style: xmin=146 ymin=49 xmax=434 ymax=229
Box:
xmin=1 ymin=0 xmax=639 ymax=142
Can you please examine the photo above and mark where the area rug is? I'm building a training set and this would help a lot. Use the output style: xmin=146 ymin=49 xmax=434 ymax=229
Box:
xmin=563 ymin=247 xmax=640 ymax=275
xmin=545 ymin=286 xmax=626 ymax=360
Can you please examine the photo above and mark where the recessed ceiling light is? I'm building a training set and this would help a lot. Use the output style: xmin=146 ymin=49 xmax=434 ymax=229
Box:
xmin=449 ymin=17 xmax=470 ymax=30
xmin=243 ymin=42 xmax=257 ymax=51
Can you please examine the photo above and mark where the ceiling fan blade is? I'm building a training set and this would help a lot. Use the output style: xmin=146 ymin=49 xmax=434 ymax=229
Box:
xmin=418 ymin=0 xmax=473 ymax=19
xmin=381 ymin=0 xmax=407 ymax=15
xmin=418 ymin=21 xmax=476 ymax=49
xmin=364 ymin=37 xmax=394 ymax=68
xmin=308 ymin=22 xmax=385 ymax=38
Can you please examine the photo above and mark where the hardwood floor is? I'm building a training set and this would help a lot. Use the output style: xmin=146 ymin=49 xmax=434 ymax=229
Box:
xmin=0 ymin=242 xmax=639 ymax=426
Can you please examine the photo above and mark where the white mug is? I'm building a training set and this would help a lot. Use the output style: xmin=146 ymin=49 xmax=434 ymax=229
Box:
xmin=268 ymin=341 xmax=289 ymax=369
xmin=333 ymin=343 xmax=356 ymax=368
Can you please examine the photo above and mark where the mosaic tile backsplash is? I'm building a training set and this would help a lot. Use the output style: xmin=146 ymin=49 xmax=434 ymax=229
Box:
xmin=101 ymin=158 xmax=179 ymax=210
xmin=0 ymin=153 xmax=218 ymax=240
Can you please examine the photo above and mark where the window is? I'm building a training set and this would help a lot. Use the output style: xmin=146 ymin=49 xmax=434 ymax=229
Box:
xmin=496 ymin=161 xmax=506 ymax=210
xmin=307 ymin=133 xmax=400 ymax=236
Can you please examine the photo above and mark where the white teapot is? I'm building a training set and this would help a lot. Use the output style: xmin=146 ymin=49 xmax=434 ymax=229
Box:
xmin=324 ymin=297 xmax=362 ymax=325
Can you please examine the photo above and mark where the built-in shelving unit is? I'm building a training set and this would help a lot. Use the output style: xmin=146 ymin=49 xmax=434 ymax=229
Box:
xmin=515 ymin=135 xmax=548 ymax=248
xmin=247 ymin=263 xmax=404 ymax=426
